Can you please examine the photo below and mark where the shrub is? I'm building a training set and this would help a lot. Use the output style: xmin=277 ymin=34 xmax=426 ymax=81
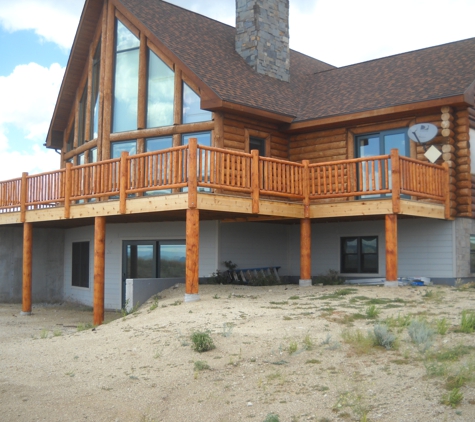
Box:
xmin=372 ymin=324 xmax=397 ymax=350
xmin=312 ymin=269 xmax=345 ymax=285
xmin=441 ymin=388 xmax=463 ymax=408
xmin=436 ymin=317 xmax=449 ymax=335
xmin=190 ymin=331 xmax=215 ymax=353
xmin=408 ymin=319 xmax=434 ymax=351
xmin=194 ymin=361 xmax=210 ymax=371
xmin=263 ymin=414 xmax=279 ymax=422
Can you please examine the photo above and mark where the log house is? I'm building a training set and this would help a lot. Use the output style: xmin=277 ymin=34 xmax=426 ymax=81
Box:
xmin=1 ymin=0 xmax=475 ymax=322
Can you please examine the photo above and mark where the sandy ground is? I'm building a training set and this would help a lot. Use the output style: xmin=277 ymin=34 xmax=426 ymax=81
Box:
xmin=1 ymin=283 xmax=474 ymax=422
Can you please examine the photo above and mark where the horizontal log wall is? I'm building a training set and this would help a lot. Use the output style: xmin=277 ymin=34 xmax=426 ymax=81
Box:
xmin=454 ymin=108 xmax=471 ymax=217
xmin=289 ymin=128 xmax=347 ymax=163
xmin=223 ymin=114 xmax=289 ymax=159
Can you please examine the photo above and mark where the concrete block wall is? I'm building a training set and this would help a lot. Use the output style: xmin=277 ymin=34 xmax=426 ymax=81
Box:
xmin=0 ymin=226 xmax=64 ymax=303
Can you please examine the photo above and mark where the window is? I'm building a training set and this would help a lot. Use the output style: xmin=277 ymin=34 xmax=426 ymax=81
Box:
xmin=145 ymin=136 xmax=173 ymax=195
xmin=90 ymin=41 xmax=101 ymax=140
xmin=77 ymin=84 xmax=88 ymax=146
xmin=72 ymin=242 xmax=89 ymax=288
xmin=341 ymin=236 xmax=378 ymax=273
xmin=112 ymin=20 xmax=140 ymax=133
xmin=77 ymin=153 xmax=85 ymax=165
xmin=356 ymin=128 xmax=409 ymax=197
xmin=66 ymin=123 xmax=75 ymax=152
xmin=183 ymin=83 xmax=211 ymax=124
xmin=111 ymin=140 xmax=137 ymax=158
xmin=147 ymin=50 xmax=174 ymax=128
xmin=89 ymin=147 xmax=97 ymax=163
xmin=471 ymin=235 xmax=475 ymax=273
xmin=249 ymin=136 xmax=266 ymax=156
xmin=182 ymin=132 xmax=211 ymax=192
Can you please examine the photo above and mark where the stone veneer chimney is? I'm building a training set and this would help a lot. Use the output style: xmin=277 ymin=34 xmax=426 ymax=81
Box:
xmin=235 ymin=0 xmax=290 ymax=82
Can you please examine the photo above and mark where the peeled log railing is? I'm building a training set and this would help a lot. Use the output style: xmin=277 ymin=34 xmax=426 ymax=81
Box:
xmin=0 ymin=140 xmax=450 ymax=220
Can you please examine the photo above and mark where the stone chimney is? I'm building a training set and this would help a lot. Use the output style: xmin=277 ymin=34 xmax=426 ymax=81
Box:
xmin=235 ymin=0 xmax=290 ymax=82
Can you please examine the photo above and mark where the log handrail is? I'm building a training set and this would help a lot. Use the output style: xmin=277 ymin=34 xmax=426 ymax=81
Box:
xmin=0 ymin=145 xmax=450 ymax=218
xmin=0 ymin=177 xmax=22 ymax=211
xmin=308 ymin=155 xmax=391 ymax=199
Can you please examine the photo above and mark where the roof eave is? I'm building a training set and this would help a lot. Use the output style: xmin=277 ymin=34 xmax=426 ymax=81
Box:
xmin=286 ymin=94 xmax=471 ymax=133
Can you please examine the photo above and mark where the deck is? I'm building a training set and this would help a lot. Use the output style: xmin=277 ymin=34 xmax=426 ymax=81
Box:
xmin=0 ymin=139 xmax=450 ymax=225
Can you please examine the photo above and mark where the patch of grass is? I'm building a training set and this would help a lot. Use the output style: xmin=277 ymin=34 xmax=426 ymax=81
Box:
xmin=441 ymin=388 xmax=463 ymax=408
xmin=213 ymin=294 xmax=220 ymax=299
xmin=53 ymin=329 xmax=62 ymax=337
xmin=190 ymin=331 xmax=215 ymax=353
xmin=288 ymin=340 xmax=298 ymax=355
xmin=302 ymin=333 xmax=314 ymax=351
xmin=365 ymin=304 xmax=380 ymax=319
xmin=430 ymin=344 xmax=474 ymax=362
xmin=121 ymin=299 xmax=140 ymax=317
xmin=77 ymin=323 xmax=94 ymax=332
xmin=407 ymin=319 xmax=434 ymax=352
xmin=194 ymin=360 xmax=210 ymax=371
xmin=270 ymin=301 xmax=288 ymax=305
xmin=372 ymin=324 xmax=397 ymax=350
xmin=341 ymin=329 xmax=374 ymax=354
xmin=423 ymin=289 xmax=444 ymax=303
xmin=40 ymin=329 xmax=49 ymax=339
xmin=335 ymin=288 xmax=357 ymax=296
xmin=425 ymin=361 xmax=448 ymax=378
xmin=263 ymin=413 xmax=280 ymax=422
xmin=305 ymin=359 xmax=321 ymax=364
xmin=459 ymin=310 xmax=475 ymax=333
xmin=384 ymin=313 xmax=412 ymax=330
xmin=288 ymin=295 xmax=300 ymax=300
xmin=149 ymin=295 xmax=160 ymax=311
xmin=435 ymin=317 xmax=449 ymax=335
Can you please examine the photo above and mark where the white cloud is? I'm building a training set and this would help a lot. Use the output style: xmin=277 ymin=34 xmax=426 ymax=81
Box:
xmin=0 ymin=62 xmax=64 ymax=179
xmin=0 ymin=0 xmax=84 ymax=49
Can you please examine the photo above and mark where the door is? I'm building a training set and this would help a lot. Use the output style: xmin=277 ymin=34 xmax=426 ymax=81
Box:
xmin=356 ymin=129 xmax=408 ymax=197
xmin=122 ymin=241 xmax=157 ymax=307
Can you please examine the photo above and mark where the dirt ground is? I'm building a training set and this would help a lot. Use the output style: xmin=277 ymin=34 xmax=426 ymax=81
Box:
xmin=1 ymin=283 xmax=474 ymax=422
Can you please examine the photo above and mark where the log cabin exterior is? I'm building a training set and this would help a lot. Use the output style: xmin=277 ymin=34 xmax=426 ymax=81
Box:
xmin=1 ymin=0 xmax=475 ymax=323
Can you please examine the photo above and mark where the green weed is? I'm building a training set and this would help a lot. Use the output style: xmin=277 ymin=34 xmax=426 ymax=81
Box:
xmin=263 ymin=413 xmax=280 ymax=422
xmin=459 ymin=310 xmax=475 ymax=333
xmin=365 ymin=304 xmax=380 ymax=319
xmin=441 ymin=388 xmax=463 ymax=408
xmin=194 ymin=360 xmax=210 ymax=371
xmin=77 ymin=323 xmax=94 ymax=332
xmin=288 ymin=340 xmax=298 ymax=355
xmin=436 ymin=317 xmax=449 ymax=335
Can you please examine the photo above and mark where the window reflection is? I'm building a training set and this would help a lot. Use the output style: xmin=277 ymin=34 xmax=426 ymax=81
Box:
xmin=147 ymin=50 xmax=174 ymax=128
xmin=111 ymin=140 xmax=137 ymax=158
xmin=113 ymin=20 xmax=139 ymax=133
xmin=90 ymin=41 xmax=101 ymax=140
xmin=78 ymin=84 xmax=88 ymax=145
xmin=183 ymin=83 xmax=211 ymax=124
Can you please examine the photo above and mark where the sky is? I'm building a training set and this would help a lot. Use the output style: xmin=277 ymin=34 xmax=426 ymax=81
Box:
xmin=1 ymin=0 xmax=475 ymax=181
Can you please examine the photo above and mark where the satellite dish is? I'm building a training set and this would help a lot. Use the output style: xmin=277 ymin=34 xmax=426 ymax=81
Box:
xmin=408 ymin=123 xmax=438 ymax=144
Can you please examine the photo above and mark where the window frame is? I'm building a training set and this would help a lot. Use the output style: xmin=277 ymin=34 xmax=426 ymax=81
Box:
xmin=470 ymin=235 xmax=475 ymax=273
xmin=71 ymin=241 xmax=90 ymax=288
xmin=340 ymin=236 xmax=379 ymax=274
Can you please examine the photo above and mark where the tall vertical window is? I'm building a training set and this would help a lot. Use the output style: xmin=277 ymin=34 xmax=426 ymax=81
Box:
xmin=147 ymin=50 xmax=174 ymax=128
xmin=77 ymin=84 xmax=88 ymax=146
xmin=72 ymin=242 xmax=90 ymax=288
xmin=66 ymin=123 xmax=75 ymax=152
xmin=341 ymin=236 xmax=378 ymax=274
xmin=470 ymin=235 xmax=475 ymax=273
xmin=112 ymin=20 xmax=140 ymax=133
xmin=183 ymin=83 xmax=211 ymax=124
xmin=249 ymin=136 xmax=266 ymax=156
xmin=90 ymin=41 xmax=101 ymax=140
xmin=89 ymin=147 xmax=97 ymax=163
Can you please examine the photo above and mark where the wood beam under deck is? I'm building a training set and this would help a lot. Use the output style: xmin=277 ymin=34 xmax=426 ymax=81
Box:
xmin=300 ymin=218 xmax=311 ymax=286
xmin=385 ymin=214 xmax=398 ymax=286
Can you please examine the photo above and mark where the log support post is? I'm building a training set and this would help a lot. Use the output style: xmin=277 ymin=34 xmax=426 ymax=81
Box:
xmin=185 ymin=208 xmax=200 ymax=302
xmin=93 ymin=216 xmax=106 ymax=325
xmin=21 ymin=222 xmax=33 ymax=315
xmin=119 ymin=151 xmax=128 ymax=214
xmin=385 ymin=214 xmax=398 ymax=287
xmin=64 ymin=163 xmax=72 ymax=219
xmin=251 ymin=149 xmax=260 ymax=213
xmin=390 ymin=149 xmax=401 ymax=214
xmin=299 ymin=218 xmax=312 ymax=287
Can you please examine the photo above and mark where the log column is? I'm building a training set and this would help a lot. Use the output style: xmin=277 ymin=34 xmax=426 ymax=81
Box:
xmin=185 ymin=208 xmax=200 ymax=302
xmin=21 ymin=222 xmax=33 ymax=315
xmin=299 ymin=218 xmax=312 ymax=286
xmin=385 ymin=214 xmax=398 ymax=287
xmin=93 ymin=216 xmax=106 ymax=325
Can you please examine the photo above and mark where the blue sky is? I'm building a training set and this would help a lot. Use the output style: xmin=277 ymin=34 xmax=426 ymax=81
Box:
xmin=1 ymin=0 xmax=475 ymax=181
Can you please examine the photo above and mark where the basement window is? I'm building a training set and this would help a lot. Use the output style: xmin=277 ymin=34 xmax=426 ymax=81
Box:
xmin=470 ymin=235 xmax=475 ymax=273
xmin=341 ymin=236 xmax=378 ymax=274
xmin=72 ymin=242 xmax=90 ymax=288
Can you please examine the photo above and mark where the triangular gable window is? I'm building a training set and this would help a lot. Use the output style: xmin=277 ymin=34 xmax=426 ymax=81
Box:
xmin=183 ymin=83 xmax=211 ymax=124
